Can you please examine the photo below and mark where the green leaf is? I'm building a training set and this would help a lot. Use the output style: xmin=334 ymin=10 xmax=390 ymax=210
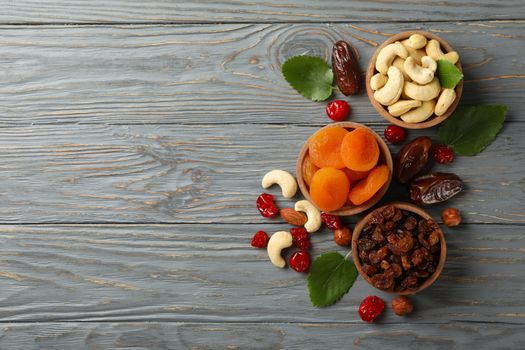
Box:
xmin=282 ymin=55 xmax=333 ymax=101
xmin=307 ymin=252 xmax=358 ymax=307
xmin=436 ymin=59 xmax=463 ymax=88
xmin=438 ymin=105 xmax=507 ymax=156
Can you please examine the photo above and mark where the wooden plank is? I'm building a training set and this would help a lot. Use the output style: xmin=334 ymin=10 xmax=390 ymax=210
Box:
xmin=0 ymin=123 xmax=520 ymax=224
xmin=0 ymin=322 xmax=523 ymax=349
xmin=0 ymin=223 xmax=522 ymax=324
xmin=0 ymin=1 xmax=523 ymax=24
xmin=0 ymin=22 xmax=523 ymax=126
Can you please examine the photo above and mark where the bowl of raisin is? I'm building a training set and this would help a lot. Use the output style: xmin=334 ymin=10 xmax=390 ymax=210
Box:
xmin=352 ymin=202 xmax=446 ymax=294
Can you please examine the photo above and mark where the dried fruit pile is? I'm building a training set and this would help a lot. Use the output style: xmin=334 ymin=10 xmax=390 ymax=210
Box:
xmin=358 ymin=205 xmax=441 ymax=292
xmin=306 ymin=126 xmax=390 ymax=211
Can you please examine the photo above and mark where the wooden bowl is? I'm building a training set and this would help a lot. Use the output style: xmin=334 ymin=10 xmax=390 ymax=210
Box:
xmin=296 ymin=122 xmax=393 ymax=216
xmin=352 ymin=202 xmax=447 ymax=295
xmin=366 ymin=31 xmax=463 ymax=129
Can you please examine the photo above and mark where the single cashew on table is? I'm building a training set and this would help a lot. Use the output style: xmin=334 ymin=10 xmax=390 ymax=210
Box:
xmin=370 ymin=34 xmax=461 ymax=123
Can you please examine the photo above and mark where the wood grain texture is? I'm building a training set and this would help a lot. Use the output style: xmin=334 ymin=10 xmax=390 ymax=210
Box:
xmin=0 ymin=22 xmax=523 ymax=126
xmin=0 ymin=322 xmax=523 ymax=349
xmin=0 ymin=224 xmax=522 ymax=324
xmin=0 ymin=1 xmax=523 ymax=24
xmin=0 ymin=123 xmax=520 ymax=224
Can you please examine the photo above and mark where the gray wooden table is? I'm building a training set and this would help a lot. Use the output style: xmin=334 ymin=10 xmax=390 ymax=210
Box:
xmin=0 ymin=1 xmax=523 ymax=349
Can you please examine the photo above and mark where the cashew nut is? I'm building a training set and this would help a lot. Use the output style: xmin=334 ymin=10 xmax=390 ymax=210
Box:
xmin=403 ymin=78 xmax=441 ymax=101
xmin=401 ymin=39 xmax=425 ymax=64
xmin=294 ymin=200 xmax=321 ymax=233
xmin=373 ymin=66 xmax=404 ymax=106
xmin=403 ymin=57 xmax=434 ymax=85
xmin=434 ymin=88 xmax=456 ymax=116
xmin=421 ymin=56 xmax=437 ymax=72
xmin=375 ymin=42 xmax=408 ymax=74
xmin=400 ymin=100 xmax=436 ymax=123
xmin=406 ymin=34 xmax=427 ymax=49
xmin=392 ymin=57 xmax=410 ymax=81
xmin=267 ymin=231 xmax=293 ymax=268
xmin=425 ymin=39 xmax=459 ymax=64
xmin=370 ymin=73 xmax=388 ymax=90
xmin=388 ymin=100 xmax=422 ymax=117
xmin=262 ymin=169 xmax=297 ymax=198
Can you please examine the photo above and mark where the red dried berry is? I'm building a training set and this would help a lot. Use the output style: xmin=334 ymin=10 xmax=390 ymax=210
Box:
xmin=256 ymin=193 xmax=278 ymax=218
xmin=326 ymin=100 xmax=350 ymax=122
xmin=250 ymin=230 xmax=269 ymax=248
xmin=289 ymin=250 xmax=311 ymax=272
xmin=432 ymin=144 xmax=454 ymax=164
xmin=384 ymin=125 xmax=406 ymax=144
xmin=321 ymin=213 xmax=342 ymax=230
xmin=358 ymin=296 xmax=385 ymax=323
xmin=290 ymin=227 xmax=312 ymax=250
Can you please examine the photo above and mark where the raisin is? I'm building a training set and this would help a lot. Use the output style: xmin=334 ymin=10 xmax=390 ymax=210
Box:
xmin=359 ymin=249 xmax=370 ymax=264
xmin=418 ymin=232 xmax=430 ymax=249
xmin=410 ymin=269 xmax=429 ymax=278
xmin=411 ymin=247 xmax=430 ymax=267
xmin=370 ymin=211 xmax=385 ymax=225
xmin=391 ymin=263 xmax=403 ymax=278
xmin=400 ymin=276 xmax=418 ymax=290
xmin=370 ymin=246 xmax=390 ymax=265
xmin=401 ymin=255 xmax=411 ymax=271
xmin=358 ymin=238 xmax=376 ymax=251
xmin=371 ymin=273 xmax=394 ymax=290
xmin=362 ymin=264 xmax=378 ymax=276
xmin=392 ymin=208 xmax=403 ymax=222
xmin=382 ymin=220 xmax=396 ymax=231
xmin=381 ymin=205 xmax=396 ymax=220
xmin=387 ymin=231 xmax=414 ymax=255
xmin=380 ymin=260 xmax=391 ymax=270
xmin=403 ymin=216 xmax=418 ymax=230
xmin=371 ymin=227 xmax=385 ymax=244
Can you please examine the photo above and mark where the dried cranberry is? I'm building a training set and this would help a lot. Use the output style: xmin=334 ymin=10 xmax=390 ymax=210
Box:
xmin=250 ymin=230 xmax=269 ymax=248
xmin=290 ymin=227 xmax=311 ymax=250
xmin=256 ymin=193 xmax=278 ymax=218
xmin=326 ymin=100 xmax=350 ymax=122
xmin=358 ymin=296 xmax=385 ymax=323
xmin=289 ymin=250 xmax=311 ymax=272
xmin=432 ymin=144 xmax=454 ymax=164
xmin=321 ymin=213 xmax=342 ymax=230
xmin=384 ymin=125 xmax=406 ymax=144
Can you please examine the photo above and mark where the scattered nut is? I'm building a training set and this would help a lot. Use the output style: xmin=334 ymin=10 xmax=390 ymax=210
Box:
xmin=280 ymin=208 xmax=308 ymax=227
xmin=391 ymin=296 xmax=414 ymax=316
xmin=370 ymin=73 xmax=388 ymax=90
xmin=403 ymin=78 xmax=441 ymax=101
xmin=441 ymin=207 xmax=461 ymax=227
xmin=334 ymin=227 xmax=352 ymax=246
xmin=294 ymin=200 xmax=322 ymax=233
xmin=267 ymin=231 xmax=293 ymax=268
xmin=435 ymin=88 xmax=457 ymax=116
xmin=375 ymin=42 xmax=408 ymax=74
xmin=407 ymin=34 xmax=427 ymax=49
xmin=261 ymin=169 xmax=298 ymax=198
xmin=400 ymin=100 xmax=436 ymax=123
xmin=388 ymin=100 xmax=422 ymax=117
xmin=404 ymin=57 xmax=435 ymax=85
xmin=373 ymin=66 xmax=404 ymax=106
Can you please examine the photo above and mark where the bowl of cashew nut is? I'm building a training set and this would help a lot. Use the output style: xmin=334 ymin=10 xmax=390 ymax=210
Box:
xmin=366 ymin=31 xmax=463 ymax=129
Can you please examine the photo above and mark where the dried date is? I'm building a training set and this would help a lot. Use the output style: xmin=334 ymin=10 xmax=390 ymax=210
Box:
xmin=394 ymin=136 xmax=432 ymax=184
xmin=332 ymin=40 xmax=361 ymax=95
xmin=409 ymin=172 xmax=464 ymax=205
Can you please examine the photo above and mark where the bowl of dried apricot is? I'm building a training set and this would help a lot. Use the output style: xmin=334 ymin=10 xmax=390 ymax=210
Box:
xmin=366 ymin=31 xmax=463 ymax=129
xmin=296 ymin=122 xmax=393 ymax=216
xmin=352 ymin=202 xmax=446 ymax=294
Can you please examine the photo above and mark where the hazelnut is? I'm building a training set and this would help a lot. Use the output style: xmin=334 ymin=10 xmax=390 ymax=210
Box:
xmin=334 ymin=227 xmax=352 ymax=246
xmin=441 ymin=207 xmax=461 ymax=227
xmin=391 ymin=295 xmax=413 ymax=316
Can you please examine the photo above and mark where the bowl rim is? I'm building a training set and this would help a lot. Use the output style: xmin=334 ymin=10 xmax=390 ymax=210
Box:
xmin=295 ymin=121 xmax=393 ymax=216
xmin=351 ymin=201 xmax=447 ymax=295
xmin=365 ymin=30 xmax=463 ymax=129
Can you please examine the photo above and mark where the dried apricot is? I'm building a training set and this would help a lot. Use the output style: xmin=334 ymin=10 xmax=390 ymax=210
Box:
xmin=302 ymin=154 xmax=319 ymax=187
xmin=308 ymin=127 xmax=348 ymax=169
xmin=341 ymin=128 xmax=380 ymax=171
xmin=310 ymin=167 xmax=350 ymax=212
xmin=348 ymin=165 xmax=390 ymax=205
xmin=342 ymin=168 xmax=370 ymax=183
